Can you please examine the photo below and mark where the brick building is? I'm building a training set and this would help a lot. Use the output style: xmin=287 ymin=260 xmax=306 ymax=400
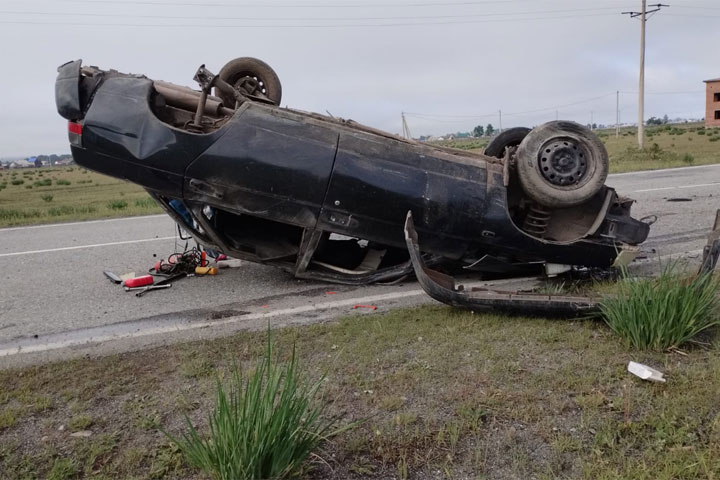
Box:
xmin=705 ymin=78 xmax=720 ymax=127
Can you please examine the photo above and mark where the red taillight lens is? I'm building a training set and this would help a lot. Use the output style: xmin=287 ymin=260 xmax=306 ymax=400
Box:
xmin=68 ymin=121 xmax=82 ymax=135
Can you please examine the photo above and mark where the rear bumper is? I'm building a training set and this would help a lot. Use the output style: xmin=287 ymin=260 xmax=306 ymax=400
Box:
xmin=404 ymin=211 xmax=600 ymax=316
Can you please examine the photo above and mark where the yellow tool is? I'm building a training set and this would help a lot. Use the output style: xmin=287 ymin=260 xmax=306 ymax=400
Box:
xmin=194 ymin=266 xmax=219 ymax=275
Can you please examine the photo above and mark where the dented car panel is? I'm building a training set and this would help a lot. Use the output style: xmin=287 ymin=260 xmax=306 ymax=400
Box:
xmin=55 ymin=59 xmax=651 ymax=286
xmin=404 ymin=211 xmax=600 ymax=315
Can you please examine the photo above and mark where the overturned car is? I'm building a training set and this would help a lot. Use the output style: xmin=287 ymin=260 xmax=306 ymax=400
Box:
xmin=55 ymin=57 xmax=650 ymax=307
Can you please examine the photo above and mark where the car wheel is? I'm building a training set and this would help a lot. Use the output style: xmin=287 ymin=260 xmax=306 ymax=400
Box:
xmin=515 ymin=121 xmax=608 ymax=208
xmin=216 ymin=57 xmax=282 ymax=107
xmin=484 ymin=127 xmax=531 ymax=158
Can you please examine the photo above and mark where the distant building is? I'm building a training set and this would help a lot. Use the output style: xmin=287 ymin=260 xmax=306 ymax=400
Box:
xmin=9 ymin=160 xmax=34 ymax=169
xmin=704 ymin=78 xmax=720 ymax=127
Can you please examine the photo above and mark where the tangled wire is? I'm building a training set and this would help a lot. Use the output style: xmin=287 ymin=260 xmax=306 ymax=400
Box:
xmin=151 ymin=247 xmax=204 ymax=276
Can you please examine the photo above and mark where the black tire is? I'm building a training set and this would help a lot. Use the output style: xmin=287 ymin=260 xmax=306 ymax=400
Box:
xmin=484 ymin=127 xmax=531 ymax=158
xmin=216 ymin=57 xmax=282 ymax=107
xmin=515 ymin=121 xmax=608 ymax=208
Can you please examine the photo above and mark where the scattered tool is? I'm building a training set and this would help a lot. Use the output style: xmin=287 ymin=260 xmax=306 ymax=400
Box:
xmin=123 ymin=275 xmax=154 ymax=288
xmin=195 ymin=266 xmax=218 ymax=275
xmin=125 ymin=284 xmax=172 ymax=297
xmin=103 ymin=271 xmax=122 ymax=284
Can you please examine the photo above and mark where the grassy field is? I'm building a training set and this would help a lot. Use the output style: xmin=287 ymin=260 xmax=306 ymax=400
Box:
xmin=436 ymin=121 xmax=720 ymax=174
xmin=0 ymin=166 xmax=162 ymax=227
xmin=1 ymin=306 xmax=719 ymax=479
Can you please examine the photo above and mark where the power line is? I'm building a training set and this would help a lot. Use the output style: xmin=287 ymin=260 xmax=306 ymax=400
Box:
xmin=0 ymin=6 xmax=627 ymax=22
xmin=504 ymin=93 xmax=616 ymax=116
xmin=621 ymin=90 xmax=700 ymax=95
xmin=0 ymin=0 xmax=637 ymax=9
xmin=0 ymin=12 xmax=621 ymax=28
xmin=404 ymin=92 xmax=616 ymax=121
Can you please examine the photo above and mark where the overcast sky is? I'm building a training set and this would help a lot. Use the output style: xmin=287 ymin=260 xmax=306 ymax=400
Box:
xmin=0 ymin=0 xmax=718 ymax=157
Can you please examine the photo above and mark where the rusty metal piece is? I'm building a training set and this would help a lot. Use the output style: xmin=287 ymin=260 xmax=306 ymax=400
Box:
xmin=699 ymin=209 xmax=720 ymax=275
xmin=154 ymin=81 xmax=230 ymax=117
xmin=193 ymin=89 xmax=209 ymax=127
xmin=404 ymin=211 xmax=599 ymax=316
xmin=193 ymin=64 xmax=217 ymax=92
xmin=192 ymin=65 xmax=219 ymax=127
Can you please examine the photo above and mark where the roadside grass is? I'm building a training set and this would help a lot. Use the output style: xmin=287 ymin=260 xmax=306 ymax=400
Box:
xmin=1 ymin=306 xmax=719 ymax=479
xmin=0 ymin=166 xmax=162 ymax=227
xmin=600 ymin=269 xmax=720 ymax=350
xmin=167 ymin=337 xmax=338 ymax=480
xmin=601 ymin=123 xmax=720 ymax=173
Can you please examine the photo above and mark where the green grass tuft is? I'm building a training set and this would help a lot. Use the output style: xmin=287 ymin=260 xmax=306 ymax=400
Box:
xmin=107 ymin=200 xmax=128 ymax=210
xmin=47 ymin=458 xmax=77 ymax=480
xmin=0 ymin=208 xmax=42 ymax=221
xmin=135 ymin=197 xmax=158 ymax=208
xmin=599 ymin=269 xmax=720 ymax=350
xmin=166 ymin=333 xmax=339 ymax=480
xmin=34 ymin=179 xmax=52 ymax=187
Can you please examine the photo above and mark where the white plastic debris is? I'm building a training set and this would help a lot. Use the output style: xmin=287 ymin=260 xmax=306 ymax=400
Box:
xmin=627 ymin=361 xmax=666 ymax=383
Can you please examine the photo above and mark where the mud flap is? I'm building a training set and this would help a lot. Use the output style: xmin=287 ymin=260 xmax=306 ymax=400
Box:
xmin=403 ymin=211 xmax=599 ymax=316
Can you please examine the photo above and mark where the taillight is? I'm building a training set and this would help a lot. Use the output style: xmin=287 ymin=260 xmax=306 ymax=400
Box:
xmin=68 ymin=121 xmax=82 ymax=147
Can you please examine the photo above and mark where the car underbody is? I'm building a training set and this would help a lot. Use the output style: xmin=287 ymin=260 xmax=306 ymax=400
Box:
xmin=56 ymin=58 xmax=655 ymax=312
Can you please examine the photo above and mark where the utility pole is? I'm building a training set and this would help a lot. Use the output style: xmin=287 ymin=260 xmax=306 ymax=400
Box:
xmin=401 ymin=112 xmax=412 ymax=139
xmin=616 ymin=90 xmax=620 ymax=138
xmin=590 ymin=111 xmax=594 ymax=130
xmin=623 ymin=2 xmax=669 ymax=149
xmin=498 ymin=110 xmax=502 ymax=132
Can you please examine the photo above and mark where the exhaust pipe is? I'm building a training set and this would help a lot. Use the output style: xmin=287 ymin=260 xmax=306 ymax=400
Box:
xmin=153 ymin=80 xmax=234 ymax=117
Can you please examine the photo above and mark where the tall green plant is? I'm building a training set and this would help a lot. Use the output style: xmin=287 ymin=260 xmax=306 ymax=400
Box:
xmin=599 ymin=269 xmax=720 ymax=350
xmin=166 ymin=336 xmax=337 ymax=480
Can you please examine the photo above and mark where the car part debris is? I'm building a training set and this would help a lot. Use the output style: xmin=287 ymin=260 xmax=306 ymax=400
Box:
xmin=55 ymin=57 xmax=650 ymax=285
xmin=151 ymin=247 xmax=207 ymax=276
xmin=699 ymin=209 xmax=720 ymax=276
xmin=103 ymin=271 xmax=122 ymax=284
xmin=627 ymin=361 xmax=666 ymax=383
xmin=404 ymin=212 xmax=600 ymax=316
xmin=352 ymin=305 xmax=377 ymax=310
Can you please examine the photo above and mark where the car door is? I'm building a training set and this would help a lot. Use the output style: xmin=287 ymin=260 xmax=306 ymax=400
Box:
xmin=184 ymin=103 xmax=340 ymax=229
xmin=318 ymin=129 xmax=489 ymax=257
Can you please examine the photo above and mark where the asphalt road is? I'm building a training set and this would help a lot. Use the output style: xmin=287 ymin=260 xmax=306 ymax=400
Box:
xmin=1 ymin=164 xmax=718 ymax=366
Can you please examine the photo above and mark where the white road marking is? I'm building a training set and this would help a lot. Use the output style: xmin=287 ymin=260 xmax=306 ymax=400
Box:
xmin=610 ymin=163 xmax=720 ymax=177
xmin=632 ymin=182 xmax=720 ymax=193
xmin=0 ymin=236 xmax=175 ymax=258
xmin=0 ymin=214 xmax=166 ymax=233
xmin=0 ymin=290 xmax=428 ymax=356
